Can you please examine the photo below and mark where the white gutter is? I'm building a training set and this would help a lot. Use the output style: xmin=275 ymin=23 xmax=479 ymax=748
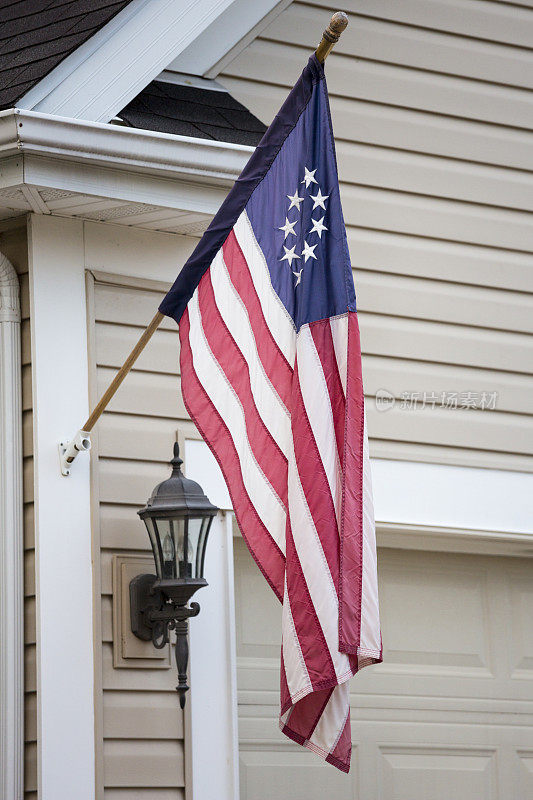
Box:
xmin=0 ymin=252 xmax=23 ymax=799
xmin=0 ymin=108 xmax=253 ymax=187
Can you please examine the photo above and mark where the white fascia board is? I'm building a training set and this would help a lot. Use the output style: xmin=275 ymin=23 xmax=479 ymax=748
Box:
xmin=0 ymin=109 xmax=252 ymax=187
xmin=17 ymin=0 xmax=261 ymax=123
xmin=166 ymin=0 xmax=292 ymax=78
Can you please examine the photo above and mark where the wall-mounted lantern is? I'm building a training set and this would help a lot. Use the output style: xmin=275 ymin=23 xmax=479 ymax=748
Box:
xmin=130 ymin=443 xmax=218 ymax=707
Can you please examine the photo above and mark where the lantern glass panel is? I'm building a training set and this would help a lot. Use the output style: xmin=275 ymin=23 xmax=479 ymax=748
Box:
xmin=145 ymin=517 xmax=163 ymax=580
xmin=189 ymin=516 xmax=212 ymax=579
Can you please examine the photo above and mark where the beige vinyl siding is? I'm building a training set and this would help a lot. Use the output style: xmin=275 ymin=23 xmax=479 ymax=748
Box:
xmin=89 ymin=272 xmax=192 ymax=800
xmin=0 ymin=225 xmax=35 ymax=797
xmin=220 ymin=0 xmax=533 ymax=472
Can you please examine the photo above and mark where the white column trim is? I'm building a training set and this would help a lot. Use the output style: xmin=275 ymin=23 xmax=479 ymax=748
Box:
xmin=28 ymin=216 xmax=95 ymax=800
xmin=0 ymin=251 xmax=23 ymax=799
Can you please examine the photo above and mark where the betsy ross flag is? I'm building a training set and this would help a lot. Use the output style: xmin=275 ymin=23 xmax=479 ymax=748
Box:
xmin=160 ymin=54 xmax=381 ymax=772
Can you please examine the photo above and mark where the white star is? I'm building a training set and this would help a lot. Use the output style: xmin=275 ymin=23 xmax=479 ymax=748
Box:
xmin=292 ymin=269 xmax=303 ymax=287
xmin=287 ymin=191 xmax=304 ymax=211
xmin=309 ymin=215 xmax=328 ymax=239
xmin=301 ymin=166 xmax=318 ymax=188
xmin=301 ymin=240 xmax=318 ymax=263
xmin=280 ymin=245 xmax=301 ymax=267
xmin=278 ymin=217 xmax=297 ymax=239
xmin=309 ymin=188 xmax=329 ymax=210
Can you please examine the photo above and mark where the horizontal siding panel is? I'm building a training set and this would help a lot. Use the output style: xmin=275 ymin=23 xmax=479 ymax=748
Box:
xmin=23 ymin=458 xmax=33 ymax=504
xmin=25 ymin=692 xmax=37 ymax=742
xmin=105 ymin=789 xmax=184 ymax=799
xmin=366 ymin=403 xmax=533 ymax=456
xmin=104 ymin=691 xmax=183 ymax=739
xmin=265 ymin=6 xmax=533 ymax=88
xmin=24 ymin=550 xmax=35 ymax=597
xmin=98 ymin=415 xmax=197 ymax=462
xmin=348 ymin=230 xmax=533 ymax=293
xmin=97 ymin=369 xmax=187 ymax=419
xmin=102 ymin=644 xmax=178 ymax=691
xmin=23 ymin=411 xmax=33 ymax=457
xmin=220 ymin=78 xmax=533 ymax=172
xmin=98 ymin=458 xmax=177 ymax=506
xmin=224 ymin=39 xmax=533 ymax=129
xmin=22 ymin=366 xmax=32 ymax=411
xmin=359 ymin=314 xmax=533 ymax=375
xmin=95 ymin=284 xmax=173 ymax=329
xmin=337 ymin=142 xmax=533 ymax=213
xmin=25 ymin=645 xmax=36 ymax=693
xmin=100 ymin=503 xmax=149 ymax=551
xmin=24 ymin=742 xmax=37 ymax=793
xmin=24 ymin=598 xmax=36 ymax=645
xmin=362 ymin=354 xmax=532 ymax=414
xmin=343 ymin=186 xmax=533 ymax=251
xmin=355 ymin=271 xmax=533 ymax=333
xmin=304 ymin=0 xmax=533 ymax=47
xmin=21 ymin=319 xmax=31 ymax=365
xmin=24 ymin=503 xmax=34 ymax=551
xmin=103 ymin=739 xmax=184 ymax=788
xmin=102 ymin=595 xmax=113 ymax=642
xmin=96 ymin=323 xmax=179 ymax=373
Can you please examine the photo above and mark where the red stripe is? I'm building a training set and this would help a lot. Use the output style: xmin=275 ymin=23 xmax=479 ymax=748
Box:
xmin=285 ymin=519 xmax=336 ymax=694
xmin=281 ymin=686 xmax=333 ymax=744
xmin=310 ymin=318 xmax=345 ymax=467
xmin=325 ymin=712 xmax=351 ymax=773
xmin=223 ymin=230 xmax=293 ymax=409
xmin=338 ymin=312 xmax=364 ymax=654
xmin=197 ymin=269 xmax=288 ymax=507
xmin=291 ymin=358 xmax=340 ymax=590
xmin=179 ymin=308 xmax=285 ymax=600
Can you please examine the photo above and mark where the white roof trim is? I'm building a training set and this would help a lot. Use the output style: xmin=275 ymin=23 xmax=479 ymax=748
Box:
xmin=16 ymin=0 xmax=283 ymax=124
xmin=167 ymin=0 xmax=292 ymax=79
xmin=0 ymin=109 xmax=252 ymax=185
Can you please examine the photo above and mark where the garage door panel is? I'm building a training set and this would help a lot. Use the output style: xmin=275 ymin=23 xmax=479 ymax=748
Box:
xmin=509 ymin=575 xmax=533 ymax=678
xmin=239 ymin=748 xmax=355 ymax=800
xmin=234 ymin=539 xmax=533 ymax=797
xmin=379 ymin=746 xmax=497 ymax=800
xmin=379 ymin=556 xmax=492 ymax=675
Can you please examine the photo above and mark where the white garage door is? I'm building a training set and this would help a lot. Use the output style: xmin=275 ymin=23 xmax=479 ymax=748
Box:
xmin=234 ymin=539 xmax=533 ymax=799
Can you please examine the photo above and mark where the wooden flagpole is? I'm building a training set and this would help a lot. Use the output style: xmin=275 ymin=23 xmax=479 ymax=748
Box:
xmin=60 ymin=11 xmax=349 ymax=470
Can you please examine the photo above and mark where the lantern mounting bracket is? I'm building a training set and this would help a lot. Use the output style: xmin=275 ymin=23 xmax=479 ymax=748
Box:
xmin=130 ymin=572 xmax=202 ymax=708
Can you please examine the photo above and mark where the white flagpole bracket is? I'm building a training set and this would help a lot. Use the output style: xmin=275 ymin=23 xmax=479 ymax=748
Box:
xmin=59 ymin=430 xmax=91 ymax=476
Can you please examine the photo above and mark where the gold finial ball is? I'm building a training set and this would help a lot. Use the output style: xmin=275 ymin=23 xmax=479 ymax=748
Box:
xmin=329 ymin=11 xmax=349 ymax=35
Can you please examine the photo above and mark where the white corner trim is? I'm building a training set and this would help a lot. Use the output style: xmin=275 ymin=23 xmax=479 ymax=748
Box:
xmin=17 ymin=0 xmax=275 ymax=123
xmin=28 ymin=216 xmax=95 ymax=799
xmin=0 ymin=108 xmax=253 ymax=186
xmin=0 ymin=251 xmax=23 ymax=800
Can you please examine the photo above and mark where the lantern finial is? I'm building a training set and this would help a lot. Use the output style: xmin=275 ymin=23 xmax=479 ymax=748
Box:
xmin=171 ymin=441 xmax=183 ymax=473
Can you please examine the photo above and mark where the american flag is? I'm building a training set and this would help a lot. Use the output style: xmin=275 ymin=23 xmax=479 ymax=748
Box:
xmin=160 ymin=54 xmax=382 ymax=773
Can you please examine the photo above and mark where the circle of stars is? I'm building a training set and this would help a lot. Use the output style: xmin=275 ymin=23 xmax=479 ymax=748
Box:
xmin=277 ymin=165 xmax=329 ymax=287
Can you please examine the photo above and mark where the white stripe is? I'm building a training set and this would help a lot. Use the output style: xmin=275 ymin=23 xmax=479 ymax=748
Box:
xmin=287 ymin=435 xmax=351 ymax=682
xmin=282 ymin=579 xmax=312 ymax=702
xmin=210 ymin=249 xmax=291 ymax=459
xmin=234 ymin=211 xmax=296 ymax=367
xmin=329 ymin=314 xmax=348 ymax=396
xmin=297 ymin=326 xmax=342 ymax=528
xmin=308 ymin=681 xmax=349 ymax=755
xmin=359 ymin=407 xmax=381 ymax=653
xmin=187 ymin=291 xmax=286 ymax=554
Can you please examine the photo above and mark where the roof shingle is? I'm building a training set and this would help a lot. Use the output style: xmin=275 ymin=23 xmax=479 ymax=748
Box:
xmin=119 ymin=80 xmax=267 ymax=146
xmin=0 ymin=0 xmax=132 ymax=110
